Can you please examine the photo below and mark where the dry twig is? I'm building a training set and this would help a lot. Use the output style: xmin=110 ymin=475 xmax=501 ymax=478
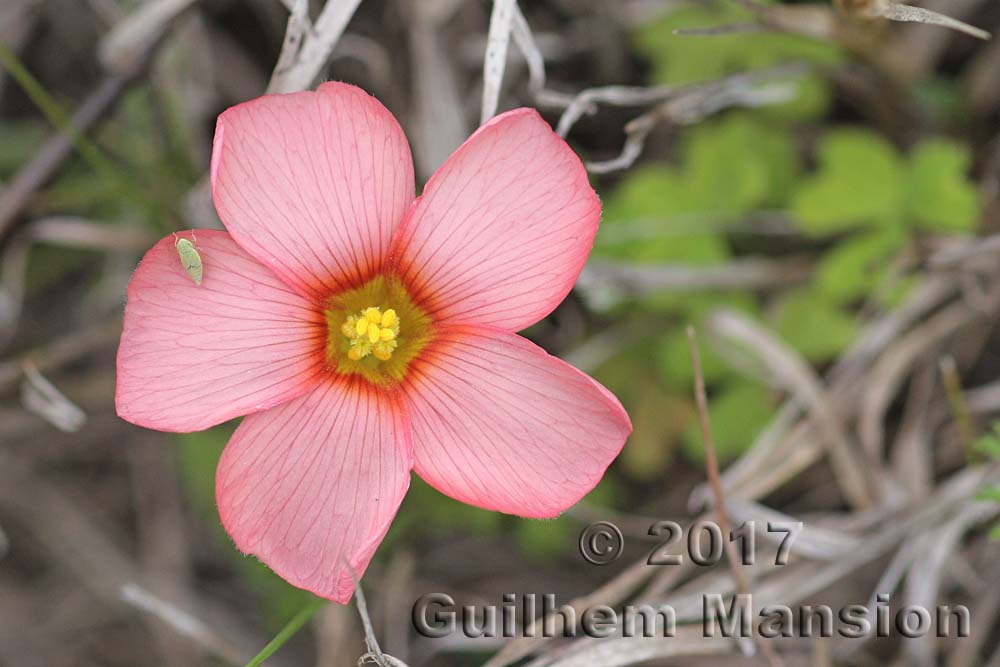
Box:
xmin=267 ymin=0 xmax=363 ymax=93
xmin=687 ymin=326 xmax=785 ymax=667
xmin=585 ymin=66 xmax=804 ymax=173
xmin=481 ymin=0 xmax=517 ymax=124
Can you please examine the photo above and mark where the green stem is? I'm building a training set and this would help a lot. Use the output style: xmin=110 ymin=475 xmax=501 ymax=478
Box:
xmin=0 ymin=42 xmax=171 ymax=224
xmin=244 ymin=597 xmax=327 ymax=667
xmin=0 ymin=42 xmax=119 ymax=182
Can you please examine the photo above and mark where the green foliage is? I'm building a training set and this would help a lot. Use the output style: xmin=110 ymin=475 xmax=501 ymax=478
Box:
xmin=772 ymin=288 xmax=859 ymax=362
xmin=792 ymin=129 xmax=979 ymax=237
xmin=0 ymin=119 xmax=46 ymax=175
xmin=906 ymin=139 xmax=978 ymax=233
xmin=515 ymin=517 xmax=576 ymax=562
xmin=656 ymin=292 xmax=759 ymax=390
xmin=385 ymin=476 xmax=502 ymax=548
xmin=597 ymin=165 xmax=731 ymax=265
xmin=597 ymin=107 xmax=980 ymax=471
xmin=617 ymin=385 xmax=690 ymax=480
xmin=973 ymin=424 xmax=1000 ymax=540
xmin=975 ymin=423 xmax=1000 ymax=460
xmin=595 ymin=115 xmax=803 ymax=466
xmin=595 ymin=114 xmax=801 ymax=318
xmin=683 ymin=113 xmax=799 ymax=211
xmin=244 ymin=597 xmax=326 ymax=667
xmin=618 ymin=7 xmax=980 ymax=482
xmin=682 ymin=380 xmax=774 ymax=464
xmin=813 ymin=227 xmax=905 ymax=304
xmin=632 ymin=2 xmax=842 ymax=119
xmin=788 ymin=129 xmax=979 ymax=313
xmin=792 ymin=130 xmax=906 ymax=235
xmin=911 ymin=77 xmax=966 ymax=126
xmin=598 ymin=115 xmax=800 ymax=238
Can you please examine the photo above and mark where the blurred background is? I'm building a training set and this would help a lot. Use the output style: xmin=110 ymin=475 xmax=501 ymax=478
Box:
xmin=3 ymin=0 xmax=1000 ymax=665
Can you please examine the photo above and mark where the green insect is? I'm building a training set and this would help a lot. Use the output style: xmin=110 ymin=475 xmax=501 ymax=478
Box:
xmin=173 ymin=231 xmax=203 ymax=286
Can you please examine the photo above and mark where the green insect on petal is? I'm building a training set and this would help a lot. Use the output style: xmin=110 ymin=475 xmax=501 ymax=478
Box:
xmin=174 ymin=237 xmax=203 ymax=285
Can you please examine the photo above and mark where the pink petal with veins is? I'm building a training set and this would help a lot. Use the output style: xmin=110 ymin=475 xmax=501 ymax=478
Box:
xmin=393 ymin=108 xmax=601 ymax=332
xmin=116 ymin=230 xmax=325 ymax=432
xmin=211 ymin=82 xmax=415 ymax=299
xmin=216 ymin=377 xmax=412 ymax=602
xmin=406 ymin=325 xmax=631 ymax=518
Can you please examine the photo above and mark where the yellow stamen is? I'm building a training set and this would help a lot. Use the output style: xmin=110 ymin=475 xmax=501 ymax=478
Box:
xmin=341 ymin=305 xmax=401 ymax=362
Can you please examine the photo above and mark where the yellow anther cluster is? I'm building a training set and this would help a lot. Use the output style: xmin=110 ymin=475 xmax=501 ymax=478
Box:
xmin=341 ymin=307 xmax=399 ymax=361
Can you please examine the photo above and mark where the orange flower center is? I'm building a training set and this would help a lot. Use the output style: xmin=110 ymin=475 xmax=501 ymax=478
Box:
xmin=324 ymin=275 xmax=432 ymax=386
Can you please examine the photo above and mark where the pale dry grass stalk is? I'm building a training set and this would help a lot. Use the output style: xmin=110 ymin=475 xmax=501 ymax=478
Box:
xmin=481 ymin=0 xmax=516 ymax=124
xmin=708 ymin=309 xmax=880 ymax=509
xmin=98 ymin=0 xmax=200 ymax=72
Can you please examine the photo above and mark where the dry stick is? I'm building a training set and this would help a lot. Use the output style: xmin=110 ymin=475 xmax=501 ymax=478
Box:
xmin=585 ymin=66 xmax=803 ymax=174
xmin=686 ymin=326 xmax=785 ymax=667
xmin=946 ymin=571 xmax=1000 ymax=667
xmin=874 ymin=2 xmax=990 ymax=40
xmin=354 ymin=571 xmax=389 ymax=667
xmin=266 ymin=0 xmax=363 ymax=93
xmin=98 ymin=0 xmax=200 ymax=72
xmin=0 ymin=318 xmax=120 ymax=387
xmin=858 ymin=302 xmax=979 ymax=462
xmin=482 ymin=558 xmax=656 ymax=667
xmin=1 ymin=217 xmax=156 ymax=344
xmin=19 ymin=359 xmax=86 ymax=432
xmin=349 ymin=566 xmax=409 ymax=667
xmin=899 ymin=502 xmax=998 ymax=667
xmin=0 ymin=452 xmax=270 ymax=666
xmin=269 ymin=0 xmax=310 ymax=84
xmin=530 ymin=627 xmax=732 ymax=667
xmin=406 ymin=0 xmax=468 ymax=178
xmin=120 ymin=583 xmax=243 ymax=665
xmin=707 ymin=309 xmax=878 ymax=509
xmin=695 ymin=276 xmax=958 ymax=508
xmin=481 ymin=0 xmax=516 ymax=124
xmin=554 ymin=84 xmax=675 ymax=138
xmin=510 ymin=2 xmax=544 ymax=97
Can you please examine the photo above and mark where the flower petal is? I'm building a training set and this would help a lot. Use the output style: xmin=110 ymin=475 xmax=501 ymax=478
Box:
xmin=116 ymin=230 xmax=325 ymax=432
xmin=216 ymin=378 xmax=411 ymax=602
xmin=393 ymin=108 xmax=600 ymax=332
xmin=405 ymin=326 xmax=631 ymax=518
xmin=211 ymin=82 xmax=415 ymax=298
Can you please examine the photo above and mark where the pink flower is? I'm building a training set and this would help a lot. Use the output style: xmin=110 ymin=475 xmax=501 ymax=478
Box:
xmin=116 ymin=82 xmax=631 ymax=602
